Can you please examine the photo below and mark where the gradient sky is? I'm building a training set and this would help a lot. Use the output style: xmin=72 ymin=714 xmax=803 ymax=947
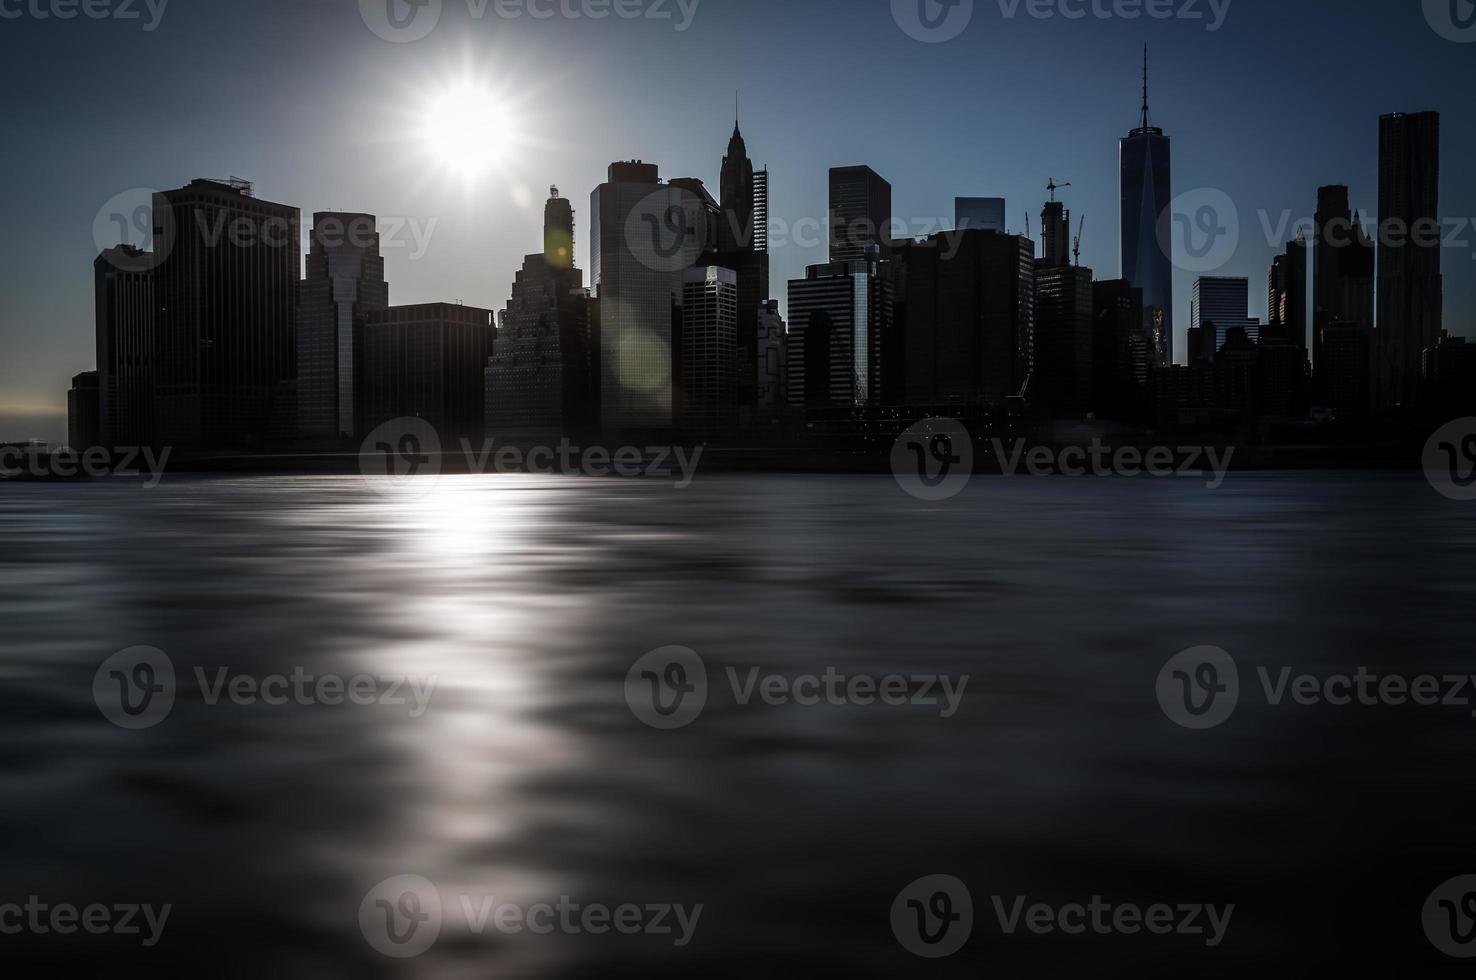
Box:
xmin=1 ymin=0 xmax=1472 ymax=442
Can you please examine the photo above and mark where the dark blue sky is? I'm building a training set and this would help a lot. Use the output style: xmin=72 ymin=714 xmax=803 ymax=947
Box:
xmin=1 ymin=0 xmax=1471 ymax=441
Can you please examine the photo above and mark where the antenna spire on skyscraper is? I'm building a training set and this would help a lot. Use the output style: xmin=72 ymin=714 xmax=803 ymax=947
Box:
xmin=1141 ymin=44 xmax=1150 ymax=131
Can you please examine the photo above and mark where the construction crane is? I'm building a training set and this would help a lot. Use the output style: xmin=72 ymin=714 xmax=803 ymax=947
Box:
xmin=1073 ymin=215 xmax=1085 ymax=267
xmin=1046 ymin=178 xmax=1071 ymax=202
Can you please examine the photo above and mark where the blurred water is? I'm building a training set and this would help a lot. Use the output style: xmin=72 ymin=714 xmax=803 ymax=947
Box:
xmin=1 ymin=472 xmax=1474 ymax=976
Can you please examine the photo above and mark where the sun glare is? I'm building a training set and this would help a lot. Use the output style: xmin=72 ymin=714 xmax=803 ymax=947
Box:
xmin=422 ymin=84 xmax=513 ymax=177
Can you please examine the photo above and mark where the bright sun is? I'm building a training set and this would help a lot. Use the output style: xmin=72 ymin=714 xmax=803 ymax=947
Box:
xmin=422 ymin=84 xmax=511 ymax=176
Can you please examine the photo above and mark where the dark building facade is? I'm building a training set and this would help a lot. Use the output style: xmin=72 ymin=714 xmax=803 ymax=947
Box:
xmin=714 ymin=122 xmax=771 ymax=425
xmin=829 ymin=166 xmax=892 ymax=263
xmin=676 ymin=266 xmax=738 ymax=434
xmin=786 ymin=250 xmax=894 ymax=409
xmin=1320 ymin=320 xmax=1373 ymax=419
xmin=1423 ymin=333 xmax=1476 ymax=418
xmin=298 ymin=212 xmax=389 ymax=443
xmin=1376 ymin=111 xmax=1443 ymax=411
xmin=1033 ymin=192 xmax=1093 ymax=417
xmin=152 ymin=179 xmax=300 ymax=452
xmin=1312 ymin=186 xmax=1374 ymax=384
xmin=1092 ymin=279 xmax=1148 ymax=420
xmin=93 ymin=245 xmax=156 ymax=448
xmin=362 ymin=303 xmax=495 ymax=445
xmin=591 ymin=161 xmax=685 ymax=434
xmin=486 ymin=189 xmax=596 ymax=440
xmin=892 ymin=230 xmax=1036 ymax=407
xmin=1120 ymin=50 xmax=1173 ymax=366
xmin=68 ymin=372 xmax=100 ymax=451
xmin=1267 ymin=237 xmax=1308 ymax=351
xmin=755 ymin=299 xmax=787 ymax=425
xmin=1190 ymin=276 xmax=1253 ymax=353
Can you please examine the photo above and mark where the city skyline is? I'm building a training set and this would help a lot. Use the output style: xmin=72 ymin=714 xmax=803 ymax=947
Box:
xmin=2 ymin=0 xmax=1474 ymax=443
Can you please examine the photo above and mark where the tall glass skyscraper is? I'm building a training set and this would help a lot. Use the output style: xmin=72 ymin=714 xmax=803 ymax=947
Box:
xmin=298 ymin=212 xmax=388 ymax=442
xmin=152 ymin=179 xmax=300 ymax=452
xmin=592 ymin=161 xmax=686 ymax=434
xmin=1376 ymin=110 xmax=1442 ymax=410
xmin=1119 ymin=49 xmax=1172 ymax=367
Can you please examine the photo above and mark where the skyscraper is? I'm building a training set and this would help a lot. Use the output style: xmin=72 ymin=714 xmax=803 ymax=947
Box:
xmin=1313 ymin=184 xmax=1351 ymax=360
xmin=1265 ymin=236 xmax=1309 ymax=352
xmin=1092 ymin=279 xmax=1148 ymax=419
xmin=1033 ymin=190 xmax=1093 ymax=416
xmin=298 ymin=212 xmax=388 ymax=442
xmin=892 ymin=231 xmax=1036 ymax=407
xmin=1119 ymin=47 xmax=1173 ymax=367
xmin=829 ymin=166 xmax=892 ymax=263
xmin=718 ymin=123 xmax=755 ymax=254
xmin=713 ymin=119 xmax=772 ymax=425
xmin=486 ymin=188 xmax=596 ymax=440
xmin=152 ymin=178 xmax=300 ymax=452
xmin=786 ymin=248 xmax=894 ymax=409
xmin=94 ymin=245 xmax=155 ymax=448
xmin=1376 ymin=111 xmax=1442 ymax=410
xmin=1312 ymin=186 xmax=1374 ymax=383
xmin=755 ymin=299 xmax=787 ymax=425
xmin=1190 ymin=276 xmax=1252 ymax=353
xmin=591 ymin=161 xmax=691 ymax=434
xmin=677 ymin=266 xmax=738 ymax=433
xmin=361 ymin=302 xmax=495 ymax=445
